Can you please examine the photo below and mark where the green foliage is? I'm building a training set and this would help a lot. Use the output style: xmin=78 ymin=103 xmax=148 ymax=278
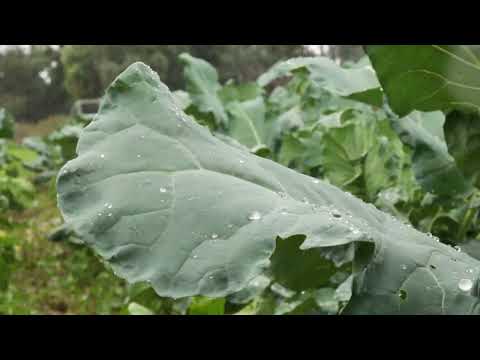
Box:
xmin=5 ymin=45 xmax=480 ymax=315
xmin=257 ymin=56 xmax=382 ymax=106
xmin=179 ymin=53 xmax=228 ymax=128
xmin=56 ymin=59 xmax=480 ymax=314
xmin=0 ymin=108 xmax=15 ymax=139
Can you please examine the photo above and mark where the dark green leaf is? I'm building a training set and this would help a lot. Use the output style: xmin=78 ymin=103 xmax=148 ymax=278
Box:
xmin=366 ymin=45 xmax=480 ymax=116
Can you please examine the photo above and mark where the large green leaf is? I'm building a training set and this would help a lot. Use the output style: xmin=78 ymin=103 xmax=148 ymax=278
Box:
xmin=0 ymin=108 xmax=15 ymax=139
xmin=257 ymin=57 xmax=383 ymax=107
xmin=391 ymin=110 xmax=472 ymax=197
xmin=57 ymin=63 xmax=480 ymax=314
xmin=365 ymin=45 xmax=480 ymax=117
xmin=179 ymin=53 xmax=228 ymax=127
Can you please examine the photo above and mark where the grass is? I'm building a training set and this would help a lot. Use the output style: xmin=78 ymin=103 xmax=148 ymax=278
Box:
xmin=0 ymin=182 xmax=129 ymax=314
xmin=1 ymin=115 xmax=135 ymax=315
xmin=14 ymin=115 xmax=69 ymax=144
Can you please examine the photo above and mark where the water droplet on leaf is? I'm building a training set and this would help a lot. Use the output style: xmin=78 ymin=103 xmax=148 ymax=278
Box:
xmin=248 ymin=211 xmax=262 ymax=221
xmin=159 ymin=187 xmax=167 ymax=193
xmin=277 ymin=192 xmax=287 ymax=198
xmin=458 ymin=278 xmax=473 ymax=292
xmin=331 ymin=210 xmax=342 ymax=218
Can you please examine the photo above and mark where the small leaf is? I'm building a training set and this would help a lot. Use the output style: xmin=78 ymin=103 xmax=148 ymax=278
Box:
xmin=127 ymin=302 xmax=154 ymax=315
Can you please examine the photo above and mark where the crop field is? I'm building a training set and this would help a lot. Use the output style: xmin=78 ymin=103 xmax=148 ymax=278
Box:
xmin=2 ymin=45 xmax=480 ymax=315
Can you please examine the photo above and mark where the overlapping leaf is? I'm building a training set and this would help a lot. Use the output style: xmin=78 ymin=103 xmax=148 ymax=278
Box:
xmin=444 ymin=111 xmax=480 ymax=187
xmin=391 ymin=110 xmax=472 ymax=197
xmin=365 ymin=45 xmax=480 ymax=117
xmin=179 ymin=53 xmax=228 ymax=127
xmin=257 ymin=57 xmax=383 ymax=107
xmin=226 ymin=97 xmax=268 ymax=151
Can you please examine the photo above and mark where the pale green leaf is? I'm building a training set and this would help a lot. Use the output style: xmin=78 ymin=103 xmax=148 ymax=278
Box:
xmin=57 ymin=62 xmax=480 ymax=314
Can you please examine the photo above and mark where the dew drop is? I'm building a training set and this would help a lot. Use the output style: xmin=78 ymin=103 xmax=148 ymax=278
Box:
xmin=466 ymin=268 xmax=474 ymax=274
xmin=211 ymin=233 xmax=218 ymax=239
xmin=100 ymin=154 xmax=105 ymax=159
xmin=248 ymin=211 xmax=262 ymax=221
xmin=137 ymin=154 xmax=142 ymax=158
xmin=239 ymin=159 xmax=245 ymax=164
xmin=208 ymin=275 xmax=214 ymax=280
xmin=331 ymin=210 xmax=342 ymax=218
xmin=277 ymin=192 xmax=287 ymax=199
xmin=107 ymin=204 xmax=113 ymax=209
xmin=401 ymin=264 xmax=407 ymax=271
xmin=107 ymin=213 xmax=112 ymax=217
xmin=140 ymin=135 xmax=145 ymax=139
xmin=312 ymin=179 xmax=320 ymax=184
xmin=159 ymin=187 xmax=167 ymax=193
xmin=192 ymin=255 xmax=198 ymax=260
xmin=458 ymin=278 xmax=473 ymax=292
xmin=227 ymin=224 xmax=234 ymax=229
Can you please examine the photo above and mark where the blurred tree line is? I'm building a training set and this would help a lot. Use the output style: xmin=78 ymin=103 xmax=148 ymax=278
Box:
xmin=0 ymin=45 xmax=69 ymax=121
xmin=0 ymin=45 xmax=363 ymax=122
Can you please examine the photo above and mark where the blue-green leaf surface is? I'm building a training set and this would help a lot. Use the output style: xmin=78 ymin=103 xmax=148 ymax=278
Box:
xmin=57 ymin=63 xmax=480 ymax=314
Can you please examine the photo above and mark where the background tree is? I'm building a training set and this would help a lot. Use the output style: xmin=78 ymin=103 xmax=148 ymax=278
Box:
xmin=60 ymin=45 xmax=309 ymax=100
xmin=0 ymin=45 xmax=70 ymax=121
